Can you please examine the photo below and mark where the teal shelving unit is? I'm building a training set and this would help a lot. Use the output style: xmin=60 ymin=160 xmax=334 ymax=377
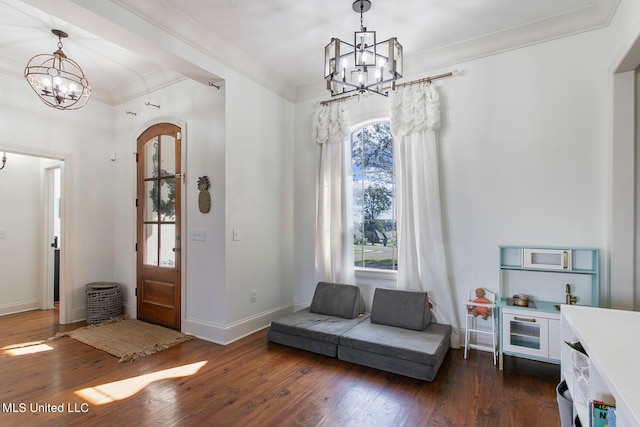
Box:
xmin=497 ymin=246 xmax=599 ymax=369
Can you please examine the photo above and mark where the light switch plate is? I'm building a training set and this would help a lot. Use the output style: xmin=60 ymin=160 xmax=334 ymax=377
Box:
xmin=192 ymin=229 xmax=206 ymax=241
xmin=0 ymin=229 xmax=6 ymax=239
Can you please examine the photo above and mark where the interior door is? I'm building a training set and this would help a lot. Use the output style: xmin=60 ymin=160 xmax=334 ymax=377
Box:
xmin=136 ymin=123 xmax=182 ymax=330
xmin=44 ymin=163 xmax=62 ymax=310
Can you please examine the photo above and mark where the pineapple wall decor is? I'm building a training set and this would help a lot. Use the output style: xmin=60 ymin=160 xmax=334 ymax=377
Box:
xmin=197 ymin=176 xmax=211 ymax=213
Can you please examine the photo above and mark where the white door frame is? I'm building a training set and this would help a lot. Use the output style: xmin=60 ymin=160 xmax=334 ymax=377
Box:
xmin=42 ymin=163 xmax=62 ymax=310
xmin=611 ymin=31 xmax=640 ymax=310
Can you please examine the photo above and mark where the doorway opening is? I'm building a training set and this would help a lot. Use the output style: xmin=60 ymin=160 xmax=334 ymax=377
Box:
xmin=0 ymin=151 xmax=65 ymax=322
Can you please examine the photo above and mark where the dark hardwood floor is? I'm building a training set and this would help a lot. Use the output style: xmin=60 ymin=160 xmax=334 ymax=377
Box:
xmin=0 ymin=309 xmax=561 ymax=426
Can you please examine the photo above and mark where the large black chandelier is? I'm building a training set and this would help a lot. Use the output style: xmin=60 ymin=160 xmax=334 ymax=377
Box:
xmin=324 ymin=0 xmax=403 ymax=97
xmin=24 ymin=29 xmax=91 ymax=110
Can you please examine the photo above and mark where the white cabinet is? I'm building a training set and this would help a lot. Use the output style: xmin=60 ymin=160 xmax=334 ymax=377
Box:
xmin=548 ymin=318 xmax=560 ymax=360
xmin=502 ymin=308 xmax=559 ymax=360
xmin=561 ymin=305 xmax=640 ymax=426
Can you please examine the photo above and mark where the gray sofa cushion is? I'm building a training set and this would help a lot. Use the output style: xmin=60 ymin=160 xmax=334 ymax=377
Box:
xmin=370 ymin=288 xmax=432 ymax=331
xmin=268 ymin=308 xmax=370 ymax=357
xmin=309 ymin=282 xmax=366 ymax=319
xmin=267 ymin=328 xmax=339 ymax=357
xmin=338 ymin=321 xmax=451 ymax=367
xmin=337 ymin=340 xmax=448 ymax=382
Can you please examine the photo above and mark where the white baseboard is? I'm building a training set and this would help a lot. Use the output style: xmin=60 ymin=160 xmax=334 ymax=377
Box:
xmin=293 ymin=302 xmax=309 ymax=312
xmin=71 ymin=306 xmax=86 ymax=323
xmin=123 ymin=302 xmax=134 ymax=317
xmin=65 ymin=302 xmax=294 ymax=346
xmin=182 ymin=318 xmax=226 ymax=344
xmin=183 ymin=304 xmax=294 ymax=345
xmin=0 ymin=300 xmax=39 ymax=316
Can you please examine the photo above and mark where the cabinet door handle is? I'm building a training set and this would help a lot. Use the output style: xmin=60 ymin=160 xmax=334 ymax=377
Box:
xmin=563 ymin=251 xmax=569 ymax=269
xmin=514 ymin=317 xmax=536 ymax=323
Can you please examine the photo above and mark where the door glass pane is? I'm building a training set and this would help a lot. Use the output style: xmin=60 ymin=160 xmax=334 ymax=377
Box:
xmin=159 ymin=177 xmax=176 ymax=221
xmin=144 ymin=137 xmax=159 ymax=178
xmin=144 ymin=180 xmax=159 ymax=222
xmin=139 ymin=126 xmax=180 ymax=271
xmin=160 ymin=135 xmax=176 ymax=176
xmin=144 ymin=224 xmax=158 ymax=265
xmin=160 ymin=224 xmax=175 ymax=267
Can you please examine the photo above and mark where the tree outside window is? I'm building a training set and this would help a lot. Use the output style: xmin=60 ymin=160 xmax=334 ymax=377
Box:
xmin=352 ymin=121 xmax=397 ymax=270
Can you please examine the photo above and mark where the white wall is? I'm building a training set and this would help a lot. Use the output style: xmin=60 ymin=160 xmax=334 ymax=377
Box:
xmin=111 ymin=74 xmax=294 ymax=344
xmin=3 ymin=0 xmax=638 ymax=343
xmin=0 ymin=73 xmax=294 ymax=342
xmin=441 ymin=30 xmax=610 ymax=318
xmin=0 ymin=153 xmax=42 ymax=314
xmin=0 ymin=2 xmax=296 ymax=343
xmin=73 ymin=0 xmax=297 ymax=343
xmin=0 ymin=72 xmax=115 ymax=322
xmin=224 ymin=74 xmax=294 ymax=335
xmin=111 ymin=77 xmax=226 ymax=327
xmin=293 ymin=22 xmax=626 ymax=330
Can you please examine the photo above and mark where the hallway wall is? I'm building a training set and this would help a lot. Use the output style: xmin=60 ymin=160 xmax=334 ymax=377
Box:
xmin=0 ymin=153 xmax=41 ymax=314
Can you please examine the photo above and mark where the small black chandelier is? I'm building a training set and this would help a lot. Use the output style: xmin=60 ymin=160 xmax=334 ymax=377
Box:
xmin=24 ymin=29 xmax=91 ymax=110
xmin=324 ymin=0 xmax=403 ymax=97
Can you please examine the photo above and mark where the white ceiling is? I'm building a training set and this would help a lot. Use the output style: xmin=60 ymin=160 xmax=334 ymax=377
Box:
xmin=0 ymin=0 xmax=620 ymax=104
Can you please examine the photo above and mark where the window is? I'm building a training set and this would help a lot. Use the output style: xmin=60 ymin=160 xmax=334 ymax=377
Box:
xmin=352 ymin=121 xmax=397 ymax=270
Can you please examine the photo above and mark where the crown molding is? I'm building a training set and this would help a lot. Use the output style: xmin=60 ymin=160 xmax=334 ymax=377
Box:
xmin=19 ymin=0 xmax=620 ymax=105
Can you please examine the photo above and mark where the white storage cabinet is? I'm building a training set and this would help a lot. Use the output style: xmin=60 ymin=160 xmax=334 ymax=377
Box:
xmin=561 ymin=305 xmax=640 ymax=426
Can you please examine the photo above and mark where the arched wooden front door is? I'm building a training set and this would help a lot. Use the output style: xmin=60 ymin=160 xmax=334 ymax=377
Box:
xmin=136 ymin=123 xmax=182 ymax=330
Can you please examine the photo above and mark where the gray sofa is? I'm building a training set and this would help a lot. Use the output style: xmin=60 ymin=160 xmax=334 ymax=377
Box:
xmin=268 ymin=282 xmax=451 ymax=382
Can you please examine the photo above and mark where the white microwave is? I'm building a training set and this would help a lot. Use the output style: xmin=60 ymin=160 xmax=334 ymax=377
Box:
xmin=523 ymin=248 xmax=571 ymax=270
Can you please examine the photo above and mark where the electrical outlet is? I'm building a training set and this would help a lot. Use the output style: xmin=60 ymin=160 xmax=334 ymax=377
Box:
xmin=250 ymin=290 xmax=257 ymax=303
xmin=192 ymin=229 xmax=206 ymax=241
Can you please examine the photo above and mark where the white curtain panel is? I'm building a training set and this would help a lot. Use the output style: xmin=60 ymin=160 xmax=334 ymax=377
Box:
xmin=391 ymin=83 xmax=460 ymax=348
xmin=312 ymin=102 xmax=355 ymax=285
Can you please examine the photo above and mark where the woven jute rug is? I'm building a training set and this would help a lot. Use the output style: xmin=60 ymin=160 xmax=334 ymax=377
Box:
xmin=51 ymin=315 xmax=194 ymax=362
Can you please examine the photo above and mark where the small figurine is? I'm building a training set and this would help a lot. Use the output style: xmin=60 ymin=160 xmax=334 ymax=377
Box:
xmin=469 ymin=288 xmax=491 ymax=320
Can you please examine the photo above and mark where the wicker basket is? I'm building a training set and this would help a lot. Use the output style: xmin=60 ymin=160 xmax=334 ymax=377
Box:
xmin=86 ymin=282 xmax=123 ymax=324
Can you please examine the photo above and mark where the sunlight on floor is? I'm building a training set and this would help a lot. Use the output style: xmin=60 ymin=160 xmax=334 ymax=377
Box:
xmin=74 ymin=361 xmax=207 ymax=405
xmin=2 ymin=341 xmax=54 ymax=356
